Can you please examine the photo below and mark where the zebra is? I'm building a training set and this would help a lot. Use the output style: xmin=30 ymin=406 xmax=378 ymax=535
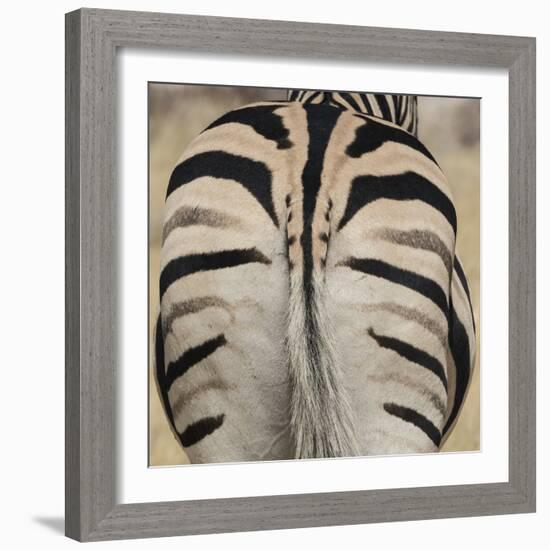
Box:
xmin=154 ymin=89 xmax=476 ymax=463
xmin=288 ymin=90 xmax=419 ymax=136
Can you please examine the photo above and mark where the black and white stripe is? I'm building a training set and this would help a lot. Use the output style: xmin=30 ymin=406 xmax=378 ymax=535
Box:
xmin=288 ymin=89 xmax=419 ymax=136
xmin=154 ymin=89 xmax=476 ymax=462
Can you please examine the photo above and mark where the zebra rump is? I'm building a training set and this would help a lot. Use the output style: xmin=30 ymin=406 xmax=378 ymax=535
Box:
xmin=154 ymin=91 xmax=476 ymax=462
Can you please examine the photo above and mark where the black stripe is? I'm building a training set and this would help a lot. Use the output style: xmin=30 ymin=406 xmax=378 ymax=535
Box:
xmin=374 ymin=94 xmax=392 ymax=122
xmin=337 ymin=171 xmax=456 ymax=234
xmin=346 ymin=115 xmax=437 ymax=164
xmin=339 ymin=92 xmax=362 ymax=112
xmin=166 ymin=151 xmax=278 ymax=227
xmin=389 ymin=96 xmax=399 ymax=121
xmin=443 ymin=298 xmax=472 ymax=435
xmin=343 ymin=257 xmax=449 ymax=317
xmin=154 ymin=315 xmax=175 ymax=427
xmin=205 ymin=105 xmax=293 ymax=150
xmin=402 ymin=96 xmax=410 ymax=125
xmin=453 ymin=256 xmax=476 ymax=333
xmin=304 ymin=91 xmax=322 ymax=104
xmin=160 ymin=248 xmax=271 ymax=300
xmin=383 ymin=403 xmax=441 ymax=446
xmin=288 ymin=90 xmax=300 ymax=101
xmin=395 ymin=96 xmax=404 ymax=124
xmin=165 ymin=335 xmax=226 ymax=390
xmin=454 ymin=257 xmax=472 ymax=303
xmin=179 ymin=414 xmax=225 ymax=447
xmin=359 ymin=94 xmax=375 ymax=115
xmin=301 ymin=104 xmax=341 ymax=301
xmin=369 ymin=328 xmax=448 ymax=391
xmin=413 ymin=97 xmax=419 ymax=136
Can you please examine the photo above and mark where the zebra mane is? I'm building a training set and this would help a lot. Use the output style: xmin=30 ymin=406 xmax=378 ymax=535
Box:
xmin=288 ymin=89 xmax=418 ymax=136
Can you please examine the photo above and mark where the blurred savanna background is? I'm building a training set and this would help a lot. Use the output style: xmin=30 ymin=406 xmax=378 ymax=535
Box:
xmin=149 ymin=83 xmax=480 ymax=466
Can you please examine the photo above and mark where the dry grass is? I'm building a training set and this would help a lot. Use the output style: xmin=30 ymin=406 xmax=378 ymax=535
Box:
xmin=148 ymin=85 xmax=480 ymax=465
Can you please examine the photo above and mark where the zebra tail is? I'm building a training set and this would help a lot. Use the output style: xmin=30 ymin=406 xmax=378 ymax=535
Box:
xmin=286 ymin=268 xmax=359 ymax=459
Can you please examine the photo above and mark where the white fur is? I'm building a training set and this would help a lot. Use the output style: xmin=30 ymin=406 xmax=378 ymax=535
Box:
xmin=286 ymin=270 xmax=359 ymax=458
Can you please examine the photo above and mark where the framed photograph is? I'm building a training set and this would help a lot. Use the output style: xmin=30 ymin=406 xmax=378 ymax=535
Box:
xmin=65 ymin=8 xmax=536 ymax=541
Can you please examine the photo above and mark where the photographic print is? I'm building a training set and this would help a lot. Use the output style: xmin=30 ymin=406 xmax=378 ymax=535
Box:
xmin=65 ymin=10 xmax=535 ymax=539
xmin=149 ymin=84 xmax=480 ymax=466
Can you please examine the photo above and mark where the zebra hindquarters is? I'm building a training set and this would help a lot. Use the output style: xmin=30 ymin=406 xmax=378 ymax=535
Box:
xmin=156 ymin=135 xmax=295 ymax=463
xmin=325 ymin=136 xmax=457 ymax=456
xmin=327 ymin=204 xmax=454 ymax=455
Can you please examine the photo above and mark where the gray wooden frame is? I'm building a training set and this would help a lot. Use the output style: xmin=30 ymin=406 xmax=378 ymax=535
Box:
xmin=65 ymin=8 xmax=536 ymax=542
